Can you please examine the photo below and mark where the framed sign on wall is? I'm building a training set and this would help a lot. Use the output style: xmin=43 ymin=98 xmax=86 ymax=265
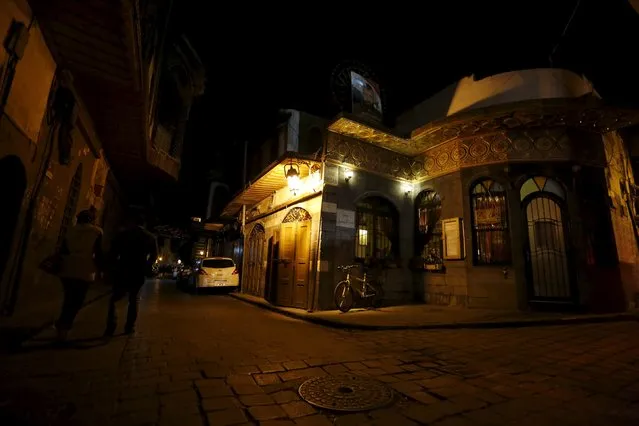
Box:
xmin=442 ymin=217 xmax=465 ymax=260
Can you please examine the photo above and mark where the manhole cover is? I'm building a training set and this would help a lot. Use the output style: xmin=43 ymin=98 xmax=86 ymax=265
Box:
xmin=298 ymin=375 xmax=394 ymax=412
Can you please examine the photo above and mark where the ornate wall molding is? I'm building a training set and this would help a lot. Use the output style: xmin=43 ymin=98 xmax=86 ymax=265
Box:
xmin=329 ymin=97 xmax=639 ymax=156
xmin=327 ymin=128 xmax=606 ymax=183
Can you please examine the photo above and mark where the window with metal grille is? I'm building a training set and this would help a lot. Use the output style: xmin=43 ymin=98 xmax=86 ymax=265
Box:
xmin=57 ymin=164 xmax=83 ymax=247
xmin=471 ymin=179 xmax=511 ymax=265
xmin=354 ymin=196 xmax=398 ymax=261
xmin=415 ymin=190 xmax=443 ymax=264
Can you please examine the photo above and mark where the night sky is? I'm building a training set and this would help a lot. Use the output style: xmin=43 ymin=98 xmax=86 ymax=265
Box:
xmin=163 ymin=1 xmax=639 ymax=225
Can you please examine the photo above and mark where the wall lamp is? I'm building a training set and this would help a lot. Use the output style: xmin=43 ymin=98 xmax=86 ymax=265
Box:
xmin=344 ymin=169 xmax=353 ymax=182
xmin=402 ymin=182 xmax=413 ymax=196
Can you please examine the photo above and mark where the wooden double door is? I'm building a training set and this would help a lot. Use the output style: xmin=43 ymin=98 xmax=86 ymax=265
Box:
xmin=276 ymin=208 xmax=311 ymax=309
xmin=245 ymin=225 xmax=265 ymax=296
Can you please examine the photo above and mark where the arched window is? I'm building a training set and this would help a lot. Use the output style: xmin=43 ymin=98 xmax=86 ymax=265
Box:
xmin=519 ymin=176 xmax=565 ymax=201
xmin=355 ymin=196 xmax=399 ymax=261
xmin=415 ymin=190 xmax=443 ymax=264
xmin=471 ymin=179 xmax=511 ymax=264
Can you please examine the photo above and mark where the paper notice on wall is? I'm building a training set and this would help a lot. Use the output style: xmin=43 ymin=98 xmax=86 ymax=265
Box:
xmin=322 ymin=202 xmax=337 ymax=213
xmin=336 ymin=209 xmax=355 ymax=229
xmin=443 ymin=218 xmax=464 ymax=260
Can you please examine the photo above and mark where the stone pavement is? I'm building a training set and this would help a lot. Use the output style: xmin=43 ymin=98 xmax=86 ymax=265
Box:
xmin=0 ymin=280 xmax=638 ymax=425
xmin=0 ymin=280 xmax=112 ymax=351
xmin=231 ymin=292 xmax=639 ymax=330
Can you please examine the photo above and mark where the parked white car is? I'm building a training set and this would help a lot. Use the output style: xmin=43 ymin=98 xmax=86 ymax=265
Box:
xmin=191 ymin=257 xmax=239 ymax=291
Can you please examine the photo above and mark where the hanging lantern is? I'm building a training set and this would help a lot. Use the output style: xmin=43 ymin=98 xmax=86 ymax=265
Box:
xmin=284 ymin=161 xmax=301 ymax=196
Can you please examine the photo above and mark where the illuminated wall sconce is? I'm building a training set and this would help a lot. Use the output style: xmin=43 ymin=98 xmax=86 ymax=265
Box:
xmin=344 ymin=169 xmax=354 ymax=182
xmin=310 ymin=164 xmax=323 ymax=192
xmin=199 ymin=250 xmax=205 ymax=256
xmin=284 ymin=160 xmax=301 ymax=196
xmin=402 ymin=182 xmax=413 ymax=195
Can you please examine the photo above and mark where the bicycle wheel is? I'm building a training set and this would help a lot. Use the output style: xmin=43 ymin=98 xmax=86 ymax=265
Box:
xmin=334 ymin=281 xmax=354 ymax=313
xmin=372 ymin=283 xmax=384 ymax=309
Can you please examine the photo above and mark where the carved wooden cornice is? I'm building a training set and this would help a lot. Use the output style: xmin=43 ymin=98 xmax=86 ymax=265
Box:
xmin=326 ymin=127 xmax=606 ymax=183
xmin=328 ymin=96 xmax=639 ymax=156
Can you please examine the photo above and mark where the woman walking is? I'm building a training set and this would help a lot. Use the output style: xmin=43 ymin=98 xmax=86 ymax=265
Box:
xmin=55 ymin=209 xmax=104 ymax=342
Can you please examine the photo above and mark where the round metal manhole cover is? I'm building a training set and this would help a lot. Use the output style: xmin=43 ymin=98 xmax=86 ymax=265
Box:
xmin=298 ymin=375 xmax=394 ymax=412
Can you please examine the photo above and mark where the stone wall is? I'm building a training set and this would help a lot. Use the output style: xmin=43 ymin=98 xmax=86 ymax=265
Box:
xmin=0 ymin=1 xmax=123 ymax=327
xmin=603 ymin=131 xmax=639 ymax=309
xmin=317 ymin=163 xmax=414 ymax=310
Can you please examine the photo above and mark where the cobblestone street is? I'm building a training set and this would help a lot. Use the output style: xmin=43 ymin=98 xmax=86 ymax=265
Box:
xmin=1 ymin=280 xmax=639 ymax=425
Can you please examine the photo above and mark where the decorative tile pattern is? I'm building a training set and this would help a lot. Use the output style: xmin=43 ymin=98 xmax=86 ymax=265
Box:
xmin=328 ymin=97 xmax=639 ymax=156
xmin=327 ymin=128 xmax=606 ymax=183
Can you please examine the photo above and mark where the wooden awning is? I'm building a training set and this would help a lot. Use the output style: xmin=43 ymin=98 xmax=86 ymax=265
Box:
xmin=221 ymin=153 xmax=321 ymax=217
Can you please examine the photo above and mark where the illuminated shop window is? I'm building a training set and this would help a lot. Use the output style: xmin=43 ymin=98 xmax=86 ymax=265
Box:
xmin=415 ymin=190 xmax=443 ymax=264
xmin=471 ymin=179 xmax=511 ymax=265
xmin=355 ymin=196 xmax=398 ymax=261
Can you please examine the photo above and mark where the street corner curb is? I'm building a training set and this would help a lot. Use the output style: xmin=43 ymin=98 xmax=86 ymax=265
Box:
xmin=229 ymin=293 xmax=639 ymax=331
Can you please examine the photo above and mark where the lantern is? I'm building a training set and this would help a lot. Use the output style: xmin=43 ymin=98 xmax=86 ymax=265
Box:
xmin=284 ymin=161 xmax=301 ymax=196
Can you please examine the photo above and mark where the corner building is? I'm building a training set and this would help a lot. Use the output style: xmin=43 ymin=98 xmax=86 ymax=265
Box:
xmin=222 ymin=69 xmax=639 ymax=313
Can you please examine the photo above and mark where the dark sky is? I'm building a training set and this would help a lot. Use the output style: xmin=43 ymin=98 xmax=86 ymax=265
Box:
xmin=165 ymin=0 xmax=639 ymax=223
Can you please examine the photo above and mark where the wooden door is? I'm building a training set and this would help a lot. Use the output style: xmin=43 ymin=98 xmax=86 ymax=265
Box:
xmin=264 ymin=236 xmax=275 ymax=302
xmin=276 ymin=223 xmax=295 ymax=306
xmin=255 ymin=235 xmax=265 ymax=296
xmin=293 ymin=221 xmax=310 ymax=308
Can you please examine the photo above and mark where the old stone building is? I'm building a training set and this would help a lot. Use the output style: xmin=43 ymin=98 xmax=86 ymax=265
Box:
xmin=223 ymin=69 xmax=639 ymax=313
xmin=0 ymin=0 xmax=204 ymax=331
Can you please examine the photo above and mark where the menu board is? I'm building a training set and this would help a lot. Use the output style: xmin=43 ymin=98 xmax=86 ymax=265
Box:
xmin=442 ymin=217 xmax=464 ymax=260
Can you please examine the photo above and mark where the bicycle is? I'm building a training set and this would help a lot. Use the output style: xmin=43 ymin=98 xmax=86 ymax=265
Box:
xmin=334 ymin=264 xmax=384 ymax=313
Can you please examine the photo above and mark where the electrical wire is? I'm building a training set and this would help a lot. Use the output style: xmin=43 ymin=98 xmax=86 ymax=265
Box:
xmin=549 ymin=0 xmax=582 ymax=66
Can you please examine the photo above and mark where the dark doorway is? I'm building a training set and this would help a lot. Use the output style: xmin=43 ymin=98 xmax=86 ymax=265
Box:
xmin=520 ymin=176 xmax=576 ymax=304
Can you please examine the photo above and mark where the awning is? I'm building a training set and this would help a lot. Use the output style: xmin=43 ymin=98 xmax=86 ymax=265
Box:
xmin=204 ymin=223 xmax=224 ymax=232
xmin=221 ymin=152 xmax=321 ymax=217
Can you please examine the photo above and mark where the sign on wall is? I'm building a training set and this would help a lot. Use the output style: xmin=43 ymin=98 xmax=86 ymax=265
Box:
xmin=336 ymin=208 xmax=356 ymax=229
xmin=442 ymin=217 xmax=465 ymax=260
xmin=351 ymin=72 xmax=383 ymax=123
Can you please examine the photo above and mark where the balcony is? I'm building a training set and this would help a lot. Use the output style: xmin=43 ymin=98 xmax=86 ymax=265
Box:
xmin=29 ymin=0 xmax=177 ymax=184
xmin=148 ymin=124 xmax=180 ymax=180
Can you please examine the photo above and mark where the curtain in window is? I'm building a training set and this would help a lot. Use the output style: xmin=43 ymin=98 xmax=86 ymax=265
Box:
xmin=471 ymin=180 xmax=511 ymax=264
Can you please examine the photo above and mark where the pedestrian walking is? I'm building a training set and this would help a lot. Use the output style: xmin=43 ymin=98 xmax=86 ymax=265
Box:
xmin=55 ymin=209 xmax=104 ymax=342
xmin=104 ymin=212 xmax=158 ymax=336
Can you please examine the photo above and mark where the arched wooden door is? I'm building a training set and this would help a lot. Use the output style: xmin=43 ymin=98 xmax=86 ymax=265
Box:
xmin=520 ymin=176 xmax=575 ymax=303
xmin=0 ymin=156 xmax=27 ymax=285
xmin=277 ymin=207 xmax=311 ymax=308
xmin=246 ymin=224 xmax=265 ymax=296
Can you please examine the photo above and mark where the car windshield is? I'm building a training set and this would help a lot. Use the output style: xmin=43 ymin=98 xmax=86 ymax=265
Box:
xmin=202 ymin=259 xmax=235 ymax=269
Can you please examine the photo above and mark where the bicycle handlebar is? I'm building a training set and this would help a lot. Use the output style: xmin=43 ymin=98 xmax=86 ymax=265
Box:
xmin=338 ymin=264 xmax=359 ymax=271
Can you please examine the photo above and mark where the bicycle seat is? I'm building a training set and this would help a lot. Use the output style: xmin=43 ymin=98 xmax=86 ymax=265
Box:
xmin=338 ymin=264 xmax=359 ymax=271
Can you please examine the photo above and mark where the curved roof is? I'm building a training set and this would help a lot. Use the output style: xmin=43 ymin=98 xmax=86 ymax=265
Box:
xmin=396 ymin=69 xmax=598 ymax=134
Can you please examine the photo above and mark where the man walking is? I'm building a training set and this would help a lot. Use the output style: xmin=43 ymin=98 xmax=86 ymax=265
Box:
xmin=104 ymin=212 xmax=158 ymax=336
